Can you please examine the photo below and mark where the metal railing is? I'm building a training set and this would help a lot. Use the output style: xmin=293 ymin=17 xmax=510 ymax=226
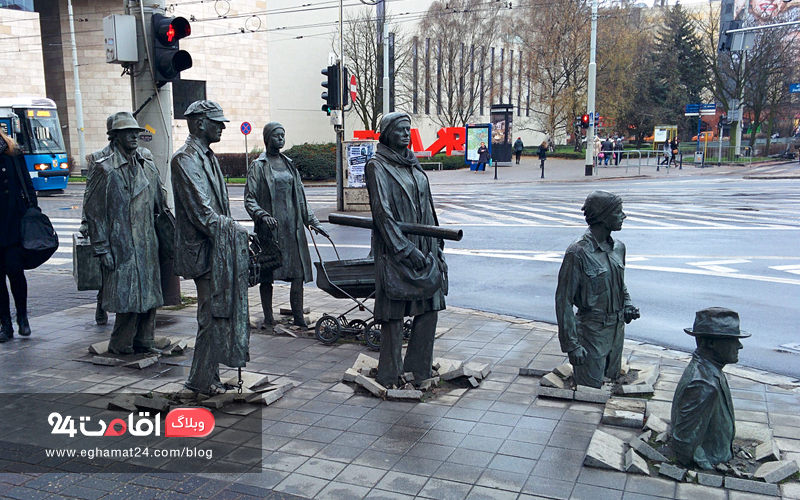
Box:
xmin=594 ymin=145 xmax=756 ymax=174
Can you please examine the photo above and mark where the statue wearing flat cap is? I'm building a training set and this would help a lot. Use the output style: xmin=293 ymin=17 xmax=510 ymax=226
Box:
xmin=366 ymin=112 xmax=448 ymax=388
xmin=244 ymin=122 xmax=328 ymax=328
xmin=171 ymin=100 xmax=250 ymax=396
xmin=555 ymin=191 xmax=640 ymax=388
xmin=84 ymin=112 xmax=167 ymax=354
xmin=671 ymin=307 xmax=749 ymax=469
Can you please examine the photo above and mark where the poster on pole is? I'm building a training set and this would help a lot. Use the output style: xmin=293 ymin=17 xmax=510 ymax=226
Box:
xmin=344 ymin=140 xmax=377 ymax=188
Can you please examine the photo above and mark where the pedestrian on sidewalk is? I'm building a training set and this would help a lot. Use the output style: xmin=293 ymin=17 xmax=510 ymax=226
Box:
xmin=84 ymin=112 xmax=167 ymax=355
xmin=171 ymin=100 xmax=250 ymax=396
xmin=244 ymin=122 xmax=328 ymax=329
xmin=661 ymin=141 xmax=671 ymax=166
xmin=602 ymin=137 xmax=613 ymax=165
xmin=476 ymin=142 xmax=489 ymax=172
xmin=0 ymin=129 xmax=36 ymax=342
xmin=555 ymin=191 xmax=640 ymax=388
xmin=614 ymin=136 xmax=623 ymax=165
xmin=593 ymin=135 xmax=602 ymax=167
xmin=670 ymin=136 xmax=681 ymax=169
xmin=513 ymin=137 xmax=524 ymax=164
xmin=537 ymin=141 xmax=547 ymax=178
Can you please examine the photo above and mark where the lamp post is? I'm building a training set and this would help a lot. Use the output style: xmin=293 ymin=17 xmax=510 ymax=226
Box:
xmin=584 ymin=0 xmax=598 ymax=176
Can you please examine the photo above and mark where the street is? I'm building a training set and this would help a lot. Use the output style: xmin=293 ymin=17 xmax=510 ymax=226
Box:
xmin=36 ymin=168 xmax=800 ymax=379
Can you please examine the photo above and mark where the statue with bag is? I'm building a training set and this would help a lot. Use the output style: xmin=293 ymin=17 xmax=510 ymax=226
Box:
xmin=365 ymin=112 xmax=449 ymax=388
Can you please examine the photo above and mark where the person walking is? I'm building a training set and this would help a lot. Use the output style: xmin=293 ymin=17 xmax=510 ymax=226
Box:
xmin=476 ymin=142 xmax=489 ymax=172
xmin=0 ymin=129 xmax=36 ymax=342
xmin=601 ymin=137 xmax=613 ymax=166
xmin=84 ymin=112 xmax=166 ymax=355
xmin=593 ymin=135 xmax=602 ymax=167
xmin=660 ymin=141 xmax=671 ymax=169
xmin=537 ymin=141 xmax=547 ymax=178
xmin=670 ymin=136 xmax=681 ymax=169
xmin=614 ymin=136 xmax=624 ymax=166
xmin=244 ymin=122 xmax=328 ymax=329
xmin=513 ymin=137 xmax=524 ymax=165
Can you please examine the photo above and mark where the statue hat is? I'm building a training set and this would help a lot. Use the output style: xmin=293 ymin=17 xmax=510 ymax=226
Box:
xmin=582 ymin=190 xmax=622 ymax=225
xmin=184 ymin=100 xmax=230 ymax=122
xmin=108 ymin=112 xmax=144 ymax=132
xmin=684 ymin=307 xmax=751 ymax=338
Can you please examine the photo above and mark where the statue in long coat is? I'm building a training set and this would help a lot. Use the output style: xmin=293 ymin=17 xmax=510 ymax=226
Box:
xmin=84 ymin=112 xmax=165 ymax=355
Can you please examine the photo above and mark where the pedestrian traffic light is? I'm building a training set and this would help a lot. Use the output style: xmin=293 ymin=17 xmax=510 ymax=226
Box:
xmin=594 ymin=114 xmax=600 ymax=128
xmin=151 ymin=14 xmax=192 ymax=84
xmin=581 ymin=114 xmax=590 ymax=129
xmin=321 ymin=64 xmax=340 ymax=113
xmin=341 ymin=66 xmax=350 ymax=108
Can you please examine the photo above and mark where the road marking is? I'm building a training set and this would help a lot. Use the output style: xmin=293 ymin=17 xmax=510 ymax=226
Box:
xmin=769 ymin=264 xmax=800 ymax=275
xmin=686 ymin=259 xmax=750 ymax=273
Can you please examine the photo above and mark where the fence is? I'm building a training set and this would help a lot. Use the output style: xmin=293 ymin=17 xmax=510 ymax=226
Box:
xmin=593 ymin=146 xmax=759 ymax=174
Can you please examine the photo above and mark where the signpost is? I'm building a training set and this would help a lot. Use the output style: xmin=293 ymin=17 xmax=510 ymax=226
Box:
xmin=685 ymin=103 xmax=716 ymax=167
xmin=241 ymin=121 xmax=251 ymax=170
xmin=790 ymin=83 xmax=800 ymax=94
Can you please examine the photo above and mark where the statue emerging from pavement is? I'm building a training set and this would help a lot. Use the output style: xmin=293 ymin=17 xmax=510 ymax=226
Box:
xmin=671 ymin=307 xmax=748 ymax=469
xmin=171 ymin=100 xmax=250 ymax=396
xmin=244 ymin=122 xmax=328 ymax=329
xmin=84 ymin=112 xmax=166 ymax=355
xmin=366 ymin=112 xmax=448 ymax=387
xmin=555 ymin=191 xmax=640 ymax=388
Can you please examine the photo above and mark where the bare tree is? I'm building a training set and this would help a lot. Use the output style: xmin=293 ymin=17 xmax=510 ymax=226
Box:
xmin=513 ymin=0 xmax=591 ymax=143
xmin=413 ymin=0 xmax=508 ymax=128
xmin=337 ymin=7 xmax=410 ymax=131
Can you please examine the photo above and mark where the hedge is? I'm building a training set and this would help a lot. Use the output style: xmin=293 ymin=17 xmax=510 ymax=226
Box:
xmin=216 ymin=143 xmax=337 ymax=180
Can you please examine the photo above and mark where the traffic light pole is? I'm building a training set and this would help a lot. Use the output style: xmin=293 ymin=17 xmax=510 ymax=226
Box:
xmin=584 ymin=0 xmax=598 ymax=176
xmin=126 ymin=0 xmax=181 ymax=305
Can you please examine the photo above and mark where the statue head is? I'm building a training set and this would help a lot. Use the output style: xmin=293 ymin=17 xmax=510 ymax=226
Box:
xmin=108 ymin=112 xmax=144 ymax=155
xmin=262 ymin=122 xmax=285 ymax=154
xmin=184 ymin=100 xmax=229 ymax=145
xmin=379 ymin=112 xmax=412 ymax=153
xmin=685 ymin=307 xmax=750 ymax=366
xmin=582 ymin=191 xmax=625 ymax=231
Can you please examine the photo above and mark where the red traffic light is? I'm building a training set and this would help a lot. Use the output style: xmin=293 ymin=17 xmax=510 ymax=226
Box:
xmin=154 ymin=15 xmax=190 ymax=46
xmin=581 ymin=114 xmax=590 ymax=129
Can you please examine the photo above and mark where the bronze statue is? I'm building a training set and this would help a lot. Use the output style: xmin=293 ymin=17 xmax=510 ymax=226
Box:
xmin=171 ymin=100 xmax=250 ymax=396
xmin=671 ymin=307 xmax=748 ymax=469
xmin=555 ymin=191 xmax=639 ymax=388
xmin=365 ymin=112 xmax=448 ymax=388
xmin=244 ymin=122 xmax=328 ymax=328
xmin=84 ymin=112 xmax=166 ymax=355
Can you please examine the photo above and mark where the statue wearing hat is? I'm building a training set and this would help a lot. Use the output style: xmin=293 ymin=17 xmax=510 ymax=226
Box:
xmin=84 ymin=112 xmax=167 ymax=354
xmin=244 ymin=122 xmax=328 ymax=329
xmin=671 ymin=307 xmax=749 ymax=469
xmin=171 ymin=100 xmax=250 ymax=396
xmin=555 ymin=191 xmax=640 ymax=388
xmin=366 ymin=112 xmax=448 ymax=388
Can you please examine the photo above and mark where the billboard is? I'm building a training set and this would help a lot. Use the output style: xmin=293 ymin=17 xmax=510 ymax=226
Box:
xmin=734 ymin=0 xmax=800 ymax=24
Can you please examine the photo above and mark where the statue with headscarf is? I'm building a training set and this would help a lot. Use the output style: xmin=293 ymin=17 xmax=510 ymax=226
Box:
xmin=366 ymin=112 xmax=448 ymax=388
xmin=555 ymin=191 xmax=640 ymax=388
xmin=244 ymin=122 xmax=328 ymax=329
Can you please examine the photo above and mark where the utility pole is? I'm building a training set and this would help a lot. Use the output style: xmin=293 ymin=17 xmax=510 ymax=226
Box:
xmin=67 ymin=0 xmax=86 ymax=173
xmin=125 ymin=0 xmax=180 ymax=305
xmin=584 ymin=0 xmax=598 ymax=176
xmin=377 ymin=0 xmax=389 ymax=115
xmin=335 ymin=0 xmax=345 ymax=211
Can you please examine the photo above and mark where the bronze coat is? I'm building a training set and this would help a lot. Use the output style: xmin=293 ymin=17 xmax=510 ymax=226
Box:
xmin=84 ymin=145 xmax=165 ymax=313
xmin=365 ymin=146 xmax=446 ymax=321
xmin=243 ymin=152 xmax=319 ymax=283
xmin=171 ymin=135 xmax=231 ymax=279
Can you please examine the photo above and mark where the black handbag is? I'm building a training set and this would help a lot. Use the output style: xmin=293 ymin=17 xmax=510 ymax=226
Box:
xmin=14 ymin=159 xmax=58 ymax=269
xmin=379 ymin=252 xmax=442 ymax=301
xmin=255 ymin=220 xmax=282 ymax=272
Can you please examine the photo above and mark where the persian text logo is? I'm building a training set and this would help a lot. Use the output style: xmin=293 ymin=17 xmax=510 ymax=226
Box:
xmin=48 ymin=407 xmax=215 ymax=438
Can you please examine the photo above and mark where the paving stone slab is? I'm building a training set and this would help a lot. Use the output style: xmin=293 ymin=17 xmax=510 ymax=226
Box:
xmin=644 ymin=415 xmax=669 ymax=434
xmin=223 ymin=371 xmax=270 ymax=391
xmin=553 ymin=363 xmax=573 ymax=379
xmin=583 ymin=430 xmax=626 ymax=472
xmin=464 ymin=362 xmax=491 ymax=380
xmin=629 ymin=437 xmax=667 ymax=462
xmin=123 ymin=356 xmax=159 ymax=370
xmin=343 ymin=368 xmax=359 ymax=383
xmin=541 ymin=372 xmax=568 ymax=389
xmin=756 ymin=440 xmax=782 ymax=462
xmin=602 ymin=397 xmax=646 ymax=428
xmin=617 ymin=384 xmax=654 ymax=395
xmin=754 ymin=460 xmax=799 ymax=483
xmin=725 ymin=476 xmax=780 ymax=496
xmin=386 ymin=389 xmax=423 ymax=401
xmin=134 ymin=395 xmax=171 ymax=413
xmin=630 ymin=364 xmax=660 ymax=386
xmin=537 ymin=385 xmax=574 ymax=400
xmin=355 ymin=374 xmax=387 ymax=398
xmin=200 ymin=393 xmax=236 ymax=409
xmin=92 ymin=355 xmax=123 ymax=366
xmin=519 ymin=367 xmax=552 ymax=377
xmin=353 ymin=353 xmax=379 ymax=373
xmin=625 ymin=448 xmax=650 ymax=475
xmin=574 ymin=385 xmax=611 ymax=404
xmin=88 ymin=341 xmax=109 ymax=355
xmin=107 ymin=395 xmax=137 ymax=412
xmin=736 ymin=421 xmax=774 ymax=443
xmin=697 ymin=472 xmax=724 ymax=487
xmin=658 ymin=462 xmax=686 ymax=481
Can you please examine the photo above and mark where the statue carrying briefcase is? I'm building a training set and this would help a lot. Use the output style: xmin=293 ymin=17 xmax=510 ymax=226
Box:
xmin=73 ymin=232 xmax=102 ymax=291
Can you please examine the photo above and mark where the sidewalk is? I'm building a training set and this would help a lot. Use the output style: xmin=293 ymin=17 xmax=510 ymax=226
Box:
xmin=1 ymin=282 xmax=799 ymax=499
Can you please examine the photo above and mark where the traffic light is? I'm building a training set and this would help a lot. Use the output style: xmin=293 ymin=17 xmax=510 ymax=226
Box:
xmin=321 ymin=64 xmax=340 ymax=113
xmin=151 ymin=14 xmax=192 ymax=84
xmin=581 ymin=114 xmax=590 ymax=129
xmin=341 ymin=66 xmax=350 ymax=108
xmin=594 ymin=115 xmax=600 ymax=128
xmin=719 ymin=20 xmax=742 ymax=52
xmin=718 ymin=115 xmax=727 ymax=129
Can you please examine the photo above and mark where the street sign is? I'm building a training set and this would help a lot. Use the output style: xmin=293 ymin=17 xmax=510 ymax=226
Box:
xmin=240 ymin=121 xmax=251 ymax=135
xmin=790 ymin=83 xmax=800 ymax=94
xmin=685 ymin=103 xmax=715 ymax=116
xmin=700 ymin=103 xmax=716 ymax=115
xmin=685 ymin=103 xmax=700 ymax=116
xmin=349 ymin=74 xmax=357 ymax=103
